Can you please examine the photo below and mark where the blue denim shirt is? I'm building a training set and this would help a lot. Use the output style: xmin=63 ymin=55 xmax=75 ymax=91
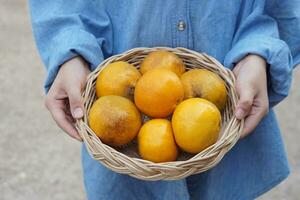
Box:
xmin=29 ymin=0 xmax=300 ymax=199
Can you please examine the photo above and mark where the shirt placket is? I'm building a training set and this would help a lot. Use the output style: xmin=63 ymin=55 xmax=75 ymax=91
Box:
xmin=171 ymin=0 xmax=193 ymax=49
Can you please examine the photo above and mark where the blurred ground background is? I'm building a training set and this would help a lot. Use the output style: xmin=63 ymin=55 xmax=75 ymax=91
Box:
xmin=0 ymin=1 xmax=299 ymax=200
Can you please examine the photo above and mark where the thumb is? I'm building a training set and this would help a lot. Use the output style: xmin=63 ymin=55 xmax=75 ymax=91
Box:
xmin=235 ymin=86 xmax=255 ymax=120
xmin=67 ymin=88 xmax=84 ymax=119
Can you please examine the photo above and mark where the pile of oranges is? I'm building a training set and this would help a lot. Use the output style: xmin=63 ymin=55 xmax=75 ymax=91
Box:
xmin=89 ymin=50 xmax=227 ymax=163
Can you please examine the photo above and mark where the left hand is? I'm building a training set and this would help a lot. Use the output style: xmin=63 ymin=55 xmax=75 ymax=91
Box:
xmin=233 ymin=54 xmax=269 ymax=138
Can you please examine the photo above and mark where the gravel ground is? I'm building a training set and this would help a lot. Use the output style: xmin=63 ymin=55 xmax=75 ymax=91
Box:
xmin=0 ymin=1 xmax=299 ymax=200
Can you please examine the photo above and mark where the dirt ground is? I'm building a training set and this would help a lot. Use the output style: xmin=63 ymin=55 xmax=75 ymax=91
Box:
xmin=0 ymin=1 xmax=299 ymax=200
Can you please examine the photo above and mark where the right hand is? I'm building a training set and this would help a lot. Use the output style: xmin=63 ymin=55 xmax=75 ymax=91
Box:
xmin=45 ymin=56 xmax=90 ymax=141
xmin=233 ymin=54 xmax=269 ymax=138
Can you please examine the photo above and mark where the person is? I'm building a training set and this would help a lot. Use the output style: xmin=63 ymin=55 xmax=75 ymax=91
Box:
xmin=29 ymin=0 xmax=300 ymax=199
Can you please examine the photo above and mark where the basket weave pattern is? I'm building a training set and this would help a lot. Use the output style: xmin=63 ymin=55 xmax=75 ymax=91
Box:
xmin=76 ymin=47 xmax=243 ymax=181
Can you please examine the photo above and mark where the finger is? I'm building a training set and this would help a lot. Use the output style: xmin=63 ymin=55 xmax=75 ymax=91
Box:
xmin=235 ymin=86 xmax=255 ymax=119
xmin=46 ymin=99 xmax=82 ymax=141
xmin=66 ymin=112 xmax=76 ymax=123
xmin=67 ymin=87 xmax=84 ymax=119
xmin=52 ymin=107 xmax=83 ymax=141
xmin=63 ymin=101 xmax=74 ymax=121
xmin=233 ymin=62 xmax=242 ymax=76
xmin=240 ymin=107 xmax=265 ymax=138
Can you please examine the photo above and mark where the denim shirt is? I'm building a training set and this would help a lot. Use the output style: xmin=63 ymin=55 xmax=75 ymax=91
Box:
xmin=29 ymin=1 xmax=299 ymax=199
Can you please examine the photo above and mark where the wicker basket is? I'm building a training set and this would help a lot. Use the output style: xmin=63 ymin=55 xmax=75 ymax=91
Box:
xmin=76 ymin=47 xmax=243 ymax=181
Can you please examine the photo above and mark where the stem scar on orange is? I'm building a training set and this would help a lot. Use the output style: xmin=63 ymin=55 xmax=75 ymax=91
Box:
xmin=95 ymin=61 xmax=141 ymax=100
xmin=181 ymin=69 xmax=227 ymax=110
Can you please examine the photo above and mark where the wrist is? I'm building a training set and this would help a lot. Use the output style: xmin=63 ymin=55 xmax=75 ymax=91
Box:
xmin=58 ymin=56 xmax=91 ymax=78
xmin=244 ymin=54 xmax=267 ymax=69
xmin=63 ymin=56 xmax=89 ymax=68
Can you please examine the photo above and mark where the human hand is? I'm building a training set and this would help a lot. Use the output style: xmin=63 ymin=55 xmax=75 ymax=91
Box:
xmin=45 ymin=57 xmax=90 ymax=141
xmin=233 ymin=54 xmax=269 ymax=139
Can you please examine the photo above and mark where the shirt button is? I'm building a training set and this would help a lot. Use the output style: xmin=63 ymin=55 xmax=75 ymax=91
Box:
xmin=177 ymin=21 xmax=186 ymax=31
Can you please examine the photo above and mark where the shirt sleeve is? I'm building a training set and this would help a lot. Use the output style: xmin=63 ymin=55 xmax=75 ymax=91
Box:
xmin=266 ymin=0 xmax=300 ymax=68
xmin=224 ymin=1 xmax=293 ymax=107
xmin=29 ymin=0 xmax=112 ymax=92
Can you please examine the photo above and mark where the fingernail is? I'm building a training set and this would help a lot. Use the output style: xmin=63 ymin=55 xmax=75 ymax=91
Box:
xmin=235 ymin=108 xmax=245 ymax=119
xmin=73 ymin=107 xmax=83 ymax=118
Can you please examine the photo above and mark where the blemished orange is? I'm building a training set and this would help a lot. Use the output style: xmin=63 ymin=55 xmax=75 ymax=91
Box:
xmin=140 ymin=50 xmax=185 ymax=77
xmin=180 ymin=69 xmax=227 ymax=110
xmin=95 ymin=61 xmax=141 ymax=100
xmin=89 ymin=95 xmax=142 ymax=147
xmin=172 ymin=98 xmax=221 ymax=154
xmin=134 ymin=68 xmax=184 ymax=118
xmin=138 ymin=119 xmax=178 ymax=163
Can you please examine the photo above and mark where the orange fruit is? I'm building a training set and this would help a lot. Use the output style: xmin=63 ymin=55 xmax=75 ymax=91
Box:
xmin=172 ymin=98 xmax=221 ymax=154
xmin=89 ymin=95 xmax=142 ymax=147
xmin=140 ymin=50 xmax=185 ymax=76
xmin=134 ymin=68 xmax=184 ymax=118
xmin=95 ymin=61 xmax=141 ymax=100
xmin=180 ymin=69 xmax=227 ymax=110
xmin=138 ymin=119 xmax=178 ymax=163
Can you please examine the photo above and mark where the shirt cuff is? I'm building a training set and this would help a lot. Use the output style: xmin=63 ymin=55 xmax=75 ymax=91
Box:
xmin=224 ymin=36 xmax=293 ymax=107
xmin=44 ymin=28 xmax=104 ymax=92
